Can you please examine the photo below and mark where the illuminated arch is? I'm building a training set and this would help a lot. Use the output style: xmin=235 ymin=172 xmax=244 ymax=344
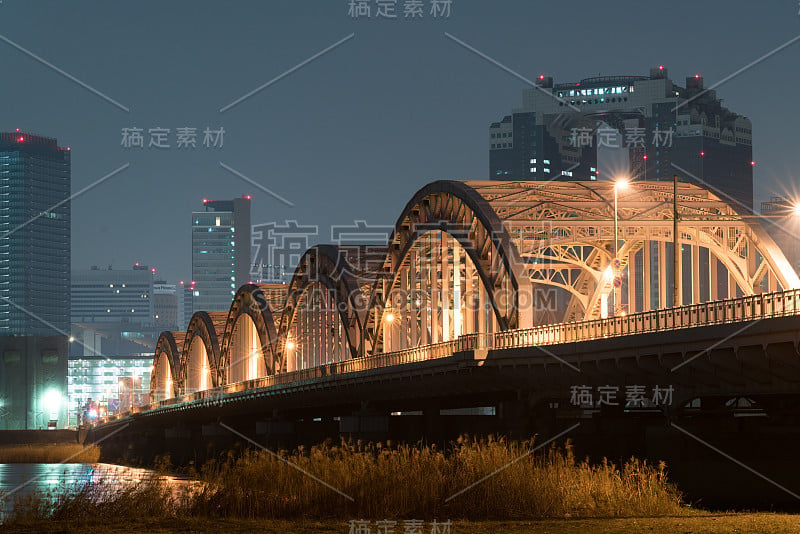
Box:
xmin=363 ymin=180 xmax=534 ymax=356
xmin=150 ymin=331 xmax=184 ymax=402
xmin=180 ymin=311 xmax=227 ymax=394
xmin=220 ymin=284 xmax=280 ymax=383
xmin=464 ymin=180 xmax=800 ymax=321
xmin=276 ymin=245 xmax=366 ymax=372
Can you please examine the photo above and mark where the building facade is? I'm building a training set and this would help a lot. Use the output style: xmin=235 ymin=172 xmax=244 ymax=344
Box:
xmin=0 ymin=336 xmax=68 ymax=429
xmin=153 ymin=281 xmax=178 ymax=331
xmin=191 ymin=197 xmax=251 ymax=313
xmin=0 ymin=131 xmax=71 ymax=336
xmin=489 ymin=67 xmax=754 ymax=208
xmin=71 ymin=264 xmax=157 ymax=354
xmin=67 ymin=354 xmax=151 ymax=427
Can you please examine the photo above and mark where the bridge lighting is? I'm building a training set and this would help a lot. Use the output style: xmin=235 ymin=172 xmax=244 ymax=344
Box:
xmin=285 ymin=340 xmax=295 ymax=350
xmin=793 ymin=203 xmax=800 ymax=217
xmin=614 ymin=178 xmax=629 ymax=190
xmin=604 ymin=265 xmax=614 ymax=281
xmin=385 ymin=312 xmax=395 ymax=323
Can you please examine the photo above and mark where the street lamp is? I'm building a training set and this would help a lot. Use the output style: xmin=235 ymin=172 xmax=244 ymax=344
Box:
xmin=612 ymin=178 xmax=629 ymax=315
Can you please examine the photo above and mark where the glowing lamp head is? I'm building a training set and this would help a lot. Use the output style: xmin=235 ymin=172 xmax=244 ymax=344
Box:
xmin=604 ymin=266 xmax=614 ymax=281
xmin=42 ymin=389 xmax=61 ymax=417
xmin=385 ymin=312 xmax=395 ymax=323
xmin=700 ymin=151 xmax=705 ymax=157
xmin=792 ymin=203 xmax=800 ymax=217
xmin=615 ymin=178 xmax=629 ymax=191
xmin=285 ymin=340 xmax=295 ymax=350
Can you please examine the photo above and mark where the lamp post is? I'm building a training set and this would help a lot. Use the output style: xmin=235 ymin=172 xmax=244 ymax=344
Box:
xmin=673 ymin=174 xmax=680 ymax=307
xmin=613 ymin=178 xmax=629 ymax=315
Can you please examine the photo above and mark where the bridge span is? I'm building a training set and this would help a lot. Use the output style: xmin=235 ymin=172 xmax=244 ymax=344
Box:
xmin=87 ymin=179 xmax=800 ymax=469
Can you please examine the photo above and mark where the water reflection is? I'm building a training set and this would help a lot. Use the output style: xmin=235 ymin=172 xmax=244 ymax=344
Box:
xmin=0 ymin=463 xmax=191 ymax=519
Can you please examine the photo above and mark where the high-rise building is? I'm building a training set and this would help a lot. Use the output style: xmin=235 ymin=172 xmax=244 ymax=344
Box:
xmin=153 ymin=280 xmax=178 ymax=331
xmin=489 ymin=67 xmax=754 ymax=208
xmin=0 ymin=131 xmax=71 ymax=336
xmin=177 ymin=280 xmax=194 ymax=330
xmin=191 ymin=197 xmax=251 ymax=312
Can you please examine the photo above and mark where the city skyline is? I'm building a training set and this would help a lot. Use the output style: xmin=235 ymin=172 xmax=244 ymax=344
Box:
xmin=1 ymin=1 xmax=799 ymax=285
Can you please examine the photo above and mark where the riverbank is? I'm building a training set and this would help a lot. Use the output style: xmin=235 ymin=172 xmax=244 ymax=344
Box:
xmin=0 ymin=444 xmax=99 ymax=464
xmin=4 ymin=514 xmax=800 ymax=534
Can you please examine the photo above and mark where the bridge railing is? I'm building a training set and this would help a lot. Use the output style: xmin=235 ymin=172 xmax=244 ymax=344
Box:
xmin=131 ymin=288 xmax=800 ymax=415
xmin=495 ymin=288 xmax=800 ymax=350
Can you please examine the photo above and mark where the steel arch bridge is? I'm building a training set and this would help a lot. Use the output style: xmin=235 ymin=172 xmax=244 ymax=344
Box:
xmin=150 ymin=180 xmax=800 ymax=403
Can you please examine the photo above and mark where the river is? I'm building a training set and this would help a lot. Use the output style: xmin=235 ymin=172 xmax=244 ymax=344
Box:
xmin=0 ymin=463 xmax=192 ymax=519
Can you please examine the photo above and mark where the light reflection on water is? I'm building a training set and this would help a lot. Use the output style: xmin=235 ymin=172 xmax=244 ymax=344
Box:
xmin=0 ymin=463 xmax=192 ymax=519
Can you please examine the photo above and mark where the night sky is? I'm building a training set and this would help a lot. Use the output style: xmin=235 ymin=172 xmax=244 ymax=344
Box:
xmin=2 ymin=0 xmax=799 ymax=285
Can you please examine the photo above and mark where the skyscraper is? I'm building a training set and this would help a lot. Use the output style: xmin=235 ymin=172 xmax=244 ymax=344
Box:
xmin=0 ymin=131 xmax=71 ymax=336
xmin=191 ymin=197 xmax=251 ymax=313
xmin=489 ymin=67 xmax=754 ymax=208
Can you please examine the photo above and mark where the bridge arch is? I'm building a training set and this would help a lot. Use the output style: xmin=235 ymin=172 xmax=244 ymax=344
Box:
xmin=363 ymin=180 xmax=534 ymax=356
xmin=277 ymin=245 xmax=366 ymax=372
xmin=220 ymin=284 xmax=280 ymax=383
xmin=180 ymin=311 xmax=227 ymax=394
xmin=150 ymin=331 xmax=184 ymax=403
xmin=464 ymin=180 xmax=800 ymax=321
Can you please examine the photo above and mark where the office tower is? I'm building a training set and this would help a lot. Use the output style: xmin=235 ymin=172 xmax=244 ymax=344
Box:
xmin=489 ymin=67 xmax=754 ymax=208
xmin=0 ymin=131 xmax=71 ymax=335
xmin=191 ymin=196 xmax=251 ymax=312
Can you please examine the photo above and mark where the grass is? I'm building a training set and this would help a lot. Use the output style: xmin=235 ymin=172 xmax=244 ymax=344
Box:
xmin=4 ymin=515 xmax=800 ymax=534
xmin=2 ymin=437 xmax=688 ymax=525
xmin=0 ymin=443 xmax=100 ymax=464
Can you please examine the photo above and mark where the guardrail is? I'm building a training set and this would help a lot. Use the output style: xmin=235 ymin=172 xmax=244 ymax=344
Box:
xmin=495 ymin=288 xmax=800 ymax=349
xmin=125 ymin=288 xmax=800 ymax=417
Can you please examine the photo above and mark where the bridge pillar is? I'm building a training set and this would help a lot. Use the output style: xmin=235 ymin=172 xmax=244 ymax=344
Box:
xmin=422 ymin=401 xmax=442 ymax=445
xmin=498 ymin=397 xmax=531 ymax=439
